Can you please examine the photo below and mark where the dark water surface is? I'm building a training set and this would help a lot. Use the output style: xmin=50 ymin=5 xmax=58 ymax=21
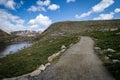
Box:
xmin=0 ymin=41 xmax=31 ymax=57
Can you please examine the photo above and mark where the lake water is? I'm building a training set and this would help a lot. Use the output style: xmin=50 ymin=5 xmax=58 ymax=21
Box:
xmin=0 ymin=41 xmax=31 ymax=58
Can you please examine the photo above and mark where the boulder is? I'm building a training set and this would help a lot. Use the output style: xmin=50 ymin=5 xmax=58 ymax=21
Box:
xmin=38 ymin=64 xmax=46 ymax=71
xmin=112 ymin=59 xmax=119 ymax=63
xmin=61 ymin=45 xmax=66 ymax=50
xmin=48 ymin=54 xmax=56 ymax=62
xmin=55 ymin=52 xmax=61 ymax=56
xmin=104 ymin=56 xmax=109 ymax=60
xmin=30 ymin=70 xmax=41 ymax=77
xmin=60 ymin=49 xmax=66 ymax=53
xmin=94 ymin=47 xmax=102 ymax=54
xmin=45 ymin=63 xmax=51 ymax=67
xmin=107 ymin=48 xmax=115 ymax=52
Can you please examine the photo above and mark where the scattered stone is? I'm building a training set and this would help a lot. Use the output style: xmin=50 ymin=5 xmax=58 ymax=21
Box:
xmin=112 ymin=59 xmax=119 ymax=63
xmin=116 ymin=32 xmax=120 ymax=35
xmin=38 ymin=64 xmax=46 ymax=71
xmin=61 ymin=45 xmax=66 ymax=50
xmin=48 ymin=54 xmax=56 ymax=62
xmin=48 ymin=56 xmax=53 ymax=62
xmin=108 ymin=55 xmax=112 ymax=57
xmin=27 ymin=53 xmax=31 ymax=56
xmin=69 ymin=43 xmax=73 ymax=47
xmin=3 ymin=77 xmax=16 ymax=80
xmin=45 ymin=63 xmax=51 ymax=67
xmin=55 ymin=52 xmax=61 ymax=56
xmin=16 ymin=77 xmax=28 ymax=80
xmin=60 ymin=49 xmax=66 ymax=53
xmin=94 ymin=47 xmax=102 ymax=54
xmin=116 ymin=53 xmax=120 ymax=54
xmin=104 ymin=56 xmax=109 ymax=60
xmin=94 ymin=47 xmax=101 ymax=50
xmin=30 ymin=70 xmax=41 ymax=77
xmin=107 ymin=48 xmax=115 ymax=52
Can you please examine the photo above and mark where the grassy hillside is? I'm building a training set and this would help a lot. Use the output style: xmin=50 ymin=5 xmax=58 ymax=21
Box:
xmin=89 ymin=30 xmax=120 ymax=80
xmin=0 ymin=19 xmax=120 ymax=79
xmin=37 ymin=19 xmax=120 ymax=40
xmin=0 ymin=29 xmax=11 ymax=45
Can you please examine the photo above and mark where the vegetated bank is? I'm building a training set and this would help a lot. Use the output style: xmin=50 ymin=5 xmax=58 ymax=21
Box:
xmin=0 ymin=19 xmax=120 ymax=79
xmin=89 ymin=30 xmax=120 ymax=80
xmin=0 ymin=29 xmax=11 ymax=46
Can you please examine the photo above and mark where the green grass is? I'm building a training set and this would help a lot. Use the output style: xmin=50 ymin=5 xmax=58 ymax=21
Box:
xmin=89 ymin=30 xmax=120 ymax=80
xmin=0 ymin=34 xmax=79 ymax=79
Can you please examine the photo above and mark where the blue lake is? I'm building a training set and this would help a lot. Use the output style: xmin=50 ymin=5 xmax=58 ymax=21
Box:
xmin=0 ymin=41 xmax=31 ymax=57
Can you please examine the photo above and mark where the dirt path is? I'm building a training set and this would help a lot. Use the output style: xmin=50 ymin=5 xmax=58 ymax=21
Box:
xmin=32 ymin=36 xmax=115 ymax=80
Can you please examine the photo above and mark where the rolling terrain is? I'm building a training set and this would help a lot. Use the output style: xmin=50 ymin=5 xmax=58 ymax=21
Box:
xmin=0 ymin=19 xmax=120 ymax=79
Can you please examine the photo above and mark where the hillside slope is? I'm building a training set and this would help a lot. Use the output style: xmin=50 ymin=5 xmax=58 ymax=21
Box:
xmin=0 ymin=29 xmax=11 ymax=44
xmin=0 ymin=19 xmax=120 ymax=79
xmin=39 ymin=19 xmax=120 ymax=40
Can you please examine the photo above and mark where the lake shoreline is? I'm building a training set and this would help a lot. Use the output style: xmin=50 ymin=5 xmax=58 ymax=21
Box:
xmin=0 ymin=41 xmax=31 ymax=58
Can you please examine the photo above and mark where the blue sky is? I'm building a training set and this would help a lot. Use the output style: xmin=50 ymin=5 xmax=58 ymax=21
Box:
xmin=0 ymin=0 xmax=120 ymax=31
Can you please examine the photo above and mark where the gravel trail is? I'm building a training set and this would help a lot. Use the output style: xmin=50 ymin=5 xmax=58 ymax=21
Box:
xmin=32 ymin=36 xmax=115 ymax=80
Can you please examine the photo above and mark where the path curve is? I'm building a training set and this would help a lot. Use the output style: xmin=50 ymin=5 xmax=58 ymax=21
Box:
xmin=32 ymin=36 xmax=115 ymax=80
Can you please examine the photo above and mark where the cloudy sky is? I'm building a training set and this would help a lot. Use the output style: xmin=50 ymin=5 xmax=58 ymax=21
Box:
xmin=0 ymin=0 xmax=120 ymax=31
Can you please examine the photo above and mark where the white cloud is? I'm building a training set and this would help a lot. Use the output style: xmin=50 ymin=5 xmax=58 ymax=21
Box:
xmin=75 ymin=11 xmax=92 ymax=18
xmin=93 ymin=12 xmax=114 ymax=20
xmin=37 ymin=0 xmax=50 ymax=6
xmin=16 ymin=1 xmax=24 ymax=8
xmin=92 ymin=0 xmax=114 ymax=12
xmin=67 ymin=0 xmax=76 ymax=3
xmin=0 ymin=9 xmax=26 ymax=31
xmin=0 ymin=0 xmax=16 ymax=10
xmin=48 ymin=4 xmax=60 ymax=10
xmin=27 ymin=5 xmax=46 ymax=12
xmin=28 ymin=0 xmax=60 ymax=12
xmin=75 ymin=0 xmax=114 ymax=18
xmin=114 ymin=8 xmax=120 ymax=13
xmin=28 ymin=14 xmax=52 ymax=31
xmin=0 ymin=0 xmax=24 ymax=10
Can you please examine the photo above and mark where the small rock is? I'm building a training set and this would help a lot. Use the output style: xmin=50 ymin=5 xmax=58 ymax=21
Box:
xmin=94 ymin=47 xmax=101 ymax=50
xmin=55 ymin=52 xmax=61 ymax=56
xmin=116 ymin=32 xmax=120 ymax=35
xmin=27 ymin=53 xmax=31 ymax=56
xmin=38 ymin=64 xmax=46 ymax=71
xmin=107 ymin=48 xmax=115 ymax=52
xmin=45 ymin=63 xmax=51 ymax=67
xmin=3 ymin=77 xmax=16 ymax=80
xmin=112 ymin=59 xmax=119 ymax=63
xmin=69 ymin=43 xmax=73 ymax=47
xmin=60 ymin=49 xmax=66 ymax=53
xmin=94 ymin=47 xmax=102 ymax=54
xmin=30 ymin=70 xmax=41 ymax=76
xmin=48 ymin=54 xmax=56 ymax=62
xmin=116 ymin=53 xmax=120 ymax=54
xmin=61 ymin=45 xmax=66 ymax=50
xmin=108 ymin=55 xmax=112 ymax=57
xmin=104 ymin=56 xmax=109 ymax=60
